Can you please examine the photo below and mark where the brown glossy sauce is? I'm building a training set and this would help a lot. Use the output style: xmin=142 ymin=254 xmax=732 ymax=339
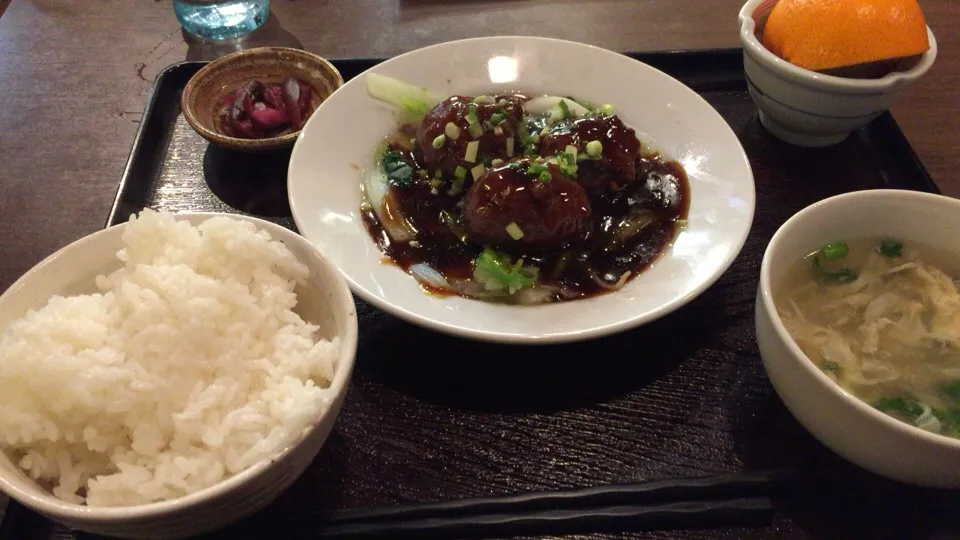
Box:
xmin=361 ymin=98 xmax=690 ymax=303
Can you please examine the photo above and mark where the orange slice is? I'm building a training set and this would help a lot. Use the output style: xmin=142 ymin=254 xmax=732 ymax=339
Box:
xmin=762 ymin=0 xmax=930 ymax=72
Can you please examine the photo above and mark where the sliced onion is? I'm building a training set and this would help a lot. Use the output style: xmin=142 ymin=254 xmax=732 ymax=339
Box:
xmin=514 ymin=286 xmax=559 ymax=305
xmin=915 ymin=403 xmax=942 ymax=434
xmin=523 ymin=96 xmax=591 ymax=118
xmin=589 ymin=269 xmax=632 ymax=291
xmin=601 ymin=211 xmax=657 ymax=252
xmin=410 ymin=264 xmax=451 ymax=291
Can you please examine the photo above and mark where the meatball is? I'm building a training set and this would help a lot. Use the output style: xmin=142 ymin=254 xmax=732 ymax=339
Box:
xmin=539 ymin=115 xmax=641 ymax=195
xmin=416 ymin=95 xmax=524 ymax=175
xmin=463 ymin=159 xmax=592 ymax=251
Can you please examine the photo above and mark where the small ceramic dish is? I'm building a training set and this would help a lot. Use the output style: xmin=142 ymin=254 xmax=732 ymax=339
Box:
xmin=181 ymin=47 xmax=344 ymax=152
xmin=756 ymin=190 xmax=960 ymax=488
xmin=739 ymin=0 xmax=937 ymax=147
xmin=0 ymin=212 xmax=358 ymax=538
xmin=287 ymin=36 xmax=756 ymax=344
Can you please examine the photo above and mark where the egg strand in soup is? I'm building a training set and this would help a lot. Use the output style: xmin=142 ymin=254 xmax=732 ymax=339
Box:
xmin=776 ymin=238 xmax=960 ymax=439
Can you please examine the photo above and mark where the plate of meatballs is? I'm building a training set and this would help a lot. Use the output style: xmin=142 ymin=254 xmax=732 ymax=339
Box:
xmin=288 ymin=36 xmax=755 ymax=343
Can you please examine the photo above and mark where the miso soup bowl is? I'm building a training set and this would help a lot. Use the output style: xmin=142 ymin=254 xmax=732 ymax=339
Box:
xmin=756 ymin=189 xmax=960 ymax=488
xmin=739 ymin=0 xmax=937 ymax=147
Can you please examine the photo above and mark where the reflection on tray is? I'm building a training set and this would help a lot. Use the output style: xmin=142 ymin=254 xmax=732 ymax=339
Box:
xmin=203 ymin=144 xmax=292 ymax=218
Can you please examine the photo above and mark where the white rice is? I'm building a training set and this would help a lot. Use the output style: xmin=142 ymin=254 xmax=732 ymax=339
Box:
xmin=0 ymin=210 xmax=339 ymax=507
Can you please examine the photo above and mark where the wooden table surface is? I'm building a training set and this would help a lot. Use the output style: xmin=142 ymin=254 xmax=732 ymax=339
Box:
xmin=0 ymin=0 xmax=958 ymax=538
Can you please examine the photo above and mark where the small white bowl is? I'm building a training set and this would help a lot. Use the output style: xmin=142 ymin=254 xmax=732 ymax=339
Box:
xmin=756 ymin=190 xmax=960 ymax=488
xmin=0 ymin=213 xmax=358 ymax=539
xmin=739 ymin=0 xmax=937 ymax=147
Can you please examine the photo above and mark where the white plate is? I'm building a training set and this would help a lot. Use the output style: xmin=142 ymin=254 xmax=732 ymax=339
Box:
xmin=288 ymin=36 xmax=755 ymax=344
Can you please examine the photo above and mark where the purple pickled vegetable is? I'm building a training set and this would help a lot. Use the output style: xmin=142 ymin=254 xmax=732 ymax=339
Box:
xmin=218 ymin=78 xmax=314 ymax=138
xmin=250 ymin=107 xmax=288 ymax=131
xmin=240 ymin=80 xmax=265 ymax=100
xmin=263 ymin=85 xmax=285 ymax=110
xmin=226 ymin=102 xmax=258 ymax=138
xmin=282 ymin=77 xmax=302 ymax=130
xmin=241 ymin=91 xmax=257 ymax=118
xmin=297 ymin=80 xmax=311 ymax=115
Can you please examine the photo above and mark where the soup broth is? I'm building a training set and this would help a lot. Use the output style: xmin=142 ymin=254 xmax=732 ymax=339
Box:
xmin=775 ymin=238 xmax=960 ymax=439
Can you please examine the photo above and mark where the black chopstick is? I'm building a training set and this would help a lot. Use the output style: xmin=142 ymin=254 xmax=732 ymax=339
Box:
xmin=322 ymin=469 xmax=791 ymax=525
xmin=313 ymin=497 xmax=774 ymax=539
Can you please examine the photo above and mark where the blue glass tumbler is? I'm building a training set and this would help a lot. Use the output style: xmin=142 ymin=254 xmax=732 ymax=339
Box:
xmin=174 ymin=0 xmax=270 ymax=40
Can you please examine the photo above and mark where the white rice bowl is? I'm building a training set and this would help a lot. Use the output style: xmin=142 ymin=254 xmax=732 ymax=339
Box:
xmin=0 ymin=210 xmax=341 ymax=507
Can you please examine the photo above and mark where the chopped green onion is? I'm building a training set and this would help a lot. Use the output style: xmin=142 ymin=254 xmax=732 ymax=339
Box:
xmin=468 ymin=123 xmax=484 ymax=138
xmin=491 ymin=158 xmax=504 ymax=167
xmin=875 ymin=397 xmax=925 ymax=418
xmin=821 ymin=242 xmax=849 ymax=261
xmin=497 ymin=98 xmax=508 ymax=106
xmin=444 ymin=122 xmax=460 ymax=141
xmin=429 ymin=177 xmax=443 ymax=189
xmin=600 ymin=104 xmax=615 ymax=116
xmin=549 ymin=109 xmax=564 ymax=123
xmin=465 ymin=103 xmax=479 ymax=125
xmin=506 ymin=136 xmax=515 ymax=157
xmin=822 ymin=360 xmax=842 ymax=375
xmin=490 ymin=112 xmax=505 ymax=125
xmin=558 ymin=99 xmax=571 ymax=119
xmin=448 ymin=175 xmax=465 ymax=196
xmin=474 ymin=248 xmax=537 ymax=293
xmin=506 ymin=222 xmax=525 ymax=240
xmin=464 ymin=141 xmax=480 ymax=163
xmin=577 ymin=152 xmax=589 ymax=161
xmin=527 ymin=162 xmax=547 ymax=176
xmin=879 ymin=241 xmax=903 ymax=258
xmin=434 ymin=169 xmax=443 ymax=179
xmin=565 ymin=144 xmax=578 ymax=158
xmin=586 ymin=140 xmax=603 ymax=158
xmin=810 ymin=253 xmax=857 ymax=283
xmin=471 ymin=163 xmax=486 ymax=181
xmin=454 ymin=166 xmax=467 ymax=181
xmin=409 ymin=138 xmax=417 ymax=147
xmin=556 ymin=152 xmax=578 ymax=178
xmin=473 ymin=95 xmax=494 ymax=104
xmin=432 ymin=134 xmax=446 ymax=149
xmin=417 ymin=170 xmax=429 ymax=179
xmin=538 ymin=170 xmax=552 ymax=183
xmin=539 ymin=126 xmax=550 ymax=137
xmin=518 ymin=121 xmax=539 ymax=153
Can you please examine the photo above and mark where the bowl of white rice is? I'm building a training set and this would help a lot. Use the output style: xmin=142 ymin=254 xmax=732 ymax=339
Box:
xmin=0 ymin=210 xmax=358 ymax=539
